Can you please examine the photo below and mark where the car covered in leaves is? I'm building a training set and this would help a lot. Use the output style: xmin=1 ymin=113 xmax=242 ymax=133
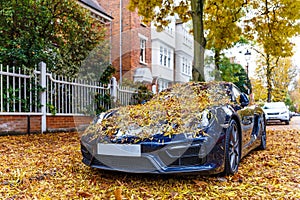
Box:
xmin=81 ymin=82 xmax=266 ymax=175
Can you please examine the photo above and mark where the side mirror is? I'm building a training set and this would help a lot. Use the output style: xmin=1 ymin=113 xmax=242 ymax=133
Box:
xmin=240 ymin=93 xmax=249 ymax=107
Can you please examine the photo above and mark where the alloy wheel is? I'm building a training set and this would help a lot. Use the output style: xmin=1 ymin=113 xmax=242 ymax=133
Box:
xmin=224 ymin=120 xmax=240 ymax=175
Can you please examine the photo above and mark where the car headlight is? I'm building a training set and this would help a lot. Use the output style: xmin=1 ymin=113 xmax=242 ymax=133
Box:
xmin=280 ymin=111 xmax=287 ymax=114
xmin=199 ymin=110 xmax=212 ymax=128
xmin=182 ymin=110 xmax=213 ymax=139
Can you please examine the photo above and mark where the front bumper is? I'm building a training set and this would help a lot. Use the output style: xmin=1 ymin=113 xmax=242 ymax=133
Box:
xmin=81 ymin=135 xmax=225 ymax=174
xmin=265 ymin=113 xmax=289 ymax=122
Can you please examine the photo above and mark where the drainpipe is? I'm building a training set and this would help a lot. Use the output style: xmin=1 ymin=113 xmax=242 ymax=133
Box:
xmin=110 ymin=14 xmax=112 ymax=64
xmin=119 ymin=0 xmax=123 ymax=84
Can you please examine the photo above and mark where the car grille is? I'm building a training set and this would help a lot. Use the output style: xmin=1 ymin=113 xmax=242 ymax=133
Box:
xmin=267 ymin=113 xmax=279 ymax=115
xmin=93 ymin=155 xmax=158 ymax=172
xmin=170 ymin=156 xmax=207 ymax=167
xmin=158 ymin=145 xmax=207 ymax=167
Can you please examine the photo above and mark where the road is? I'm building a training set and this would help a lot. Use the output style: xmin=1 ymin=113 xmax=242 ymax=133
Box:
xmin=266 ymin=115 xmax=300 ymax=131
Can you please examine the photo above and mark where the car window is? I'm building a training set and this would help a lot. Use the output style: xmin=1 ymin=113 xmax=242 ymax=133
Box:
xmin=231 ymin=86 xmax=241 ymax=102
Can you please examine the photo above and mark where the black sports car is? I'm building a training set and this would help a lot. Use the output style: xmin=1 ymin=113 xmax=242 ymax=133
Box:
xmin=81 ymin=82 xmax=266 ymax=175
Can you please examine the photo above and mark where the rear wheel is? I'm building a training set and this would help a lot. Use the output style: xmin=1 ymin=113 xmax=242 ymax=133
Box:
xmin=258 ymin=117 xmax=267 ymax=150
xmin=224 ymin=120 xmax=240 ymax=175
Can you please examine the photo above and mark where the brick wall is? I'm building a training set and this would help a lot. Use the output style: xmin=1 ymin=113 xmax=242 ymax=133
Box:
xmin=97 ymin=0 xmax=152 ymax=82
xmin=0 ymin=115 xmax=93 ymax=135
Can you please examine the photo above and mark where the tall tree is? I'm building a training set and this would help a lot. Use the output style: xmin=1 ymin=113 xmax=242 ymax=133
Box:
xmin=0 ymin=0 xmax=106 ymax=76
xmin=244 ymin=0 xmax=300 ymax=101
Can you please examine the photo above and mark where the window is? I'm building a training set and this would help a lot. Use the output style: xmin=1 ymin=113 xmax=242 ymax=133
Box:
xmin=140 ymin=39 xmax=146 ymax=63
xmin=181 ymin=56 xmax=192 ymax=75
xmin=168 ymin=50 xmax=171 ymax=68
xmin=182 ymin=57 xmax=185 ymax=73
xmin=159 ymin=46 xmax=173 ymax=68
xmin=231 ymin=86 xmax=241 ymax=102
xmin=160 ymin=47 xmax=163 ymax=65
xmin=160 ymin=45 xmax=172 ymax=68
xmin=163 ymin=48 xmax=167 ymax=66
xmin=158 ymin=79 xmax=169 ymax=92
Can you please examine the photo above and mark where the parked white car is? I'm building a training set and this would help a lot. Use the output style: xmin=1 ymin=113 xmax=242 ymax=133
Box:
xmin=262 ymin=102 xmax=290 ymax=125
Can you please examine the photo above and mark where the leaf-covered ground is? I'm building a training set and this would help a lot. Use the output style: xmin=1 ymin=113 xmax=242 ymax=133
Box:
xmin=0 ymin=128 xmax=299 ymax=199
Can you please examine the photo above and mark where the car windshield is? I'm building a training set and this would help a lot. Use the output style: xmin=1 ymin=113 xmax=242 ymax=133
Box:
xmin=151 ymin=82 xmax=231 ymax=105
xmin=263 ymin=103 xmax=286 ymax=109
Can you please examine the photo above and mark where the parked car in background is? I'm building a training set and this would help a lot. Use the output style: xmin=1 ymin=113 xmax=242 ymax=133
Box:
xmin=81 ymin=82 xmax=266 ymax=175
xmin=262 ymin=102 xmax=290 ymax=125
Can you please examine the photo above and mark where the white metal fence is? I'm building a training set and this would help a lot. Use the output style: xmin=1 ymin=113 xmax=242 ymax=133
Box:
xmin=0 ymin=62 xmax=138 ymax=117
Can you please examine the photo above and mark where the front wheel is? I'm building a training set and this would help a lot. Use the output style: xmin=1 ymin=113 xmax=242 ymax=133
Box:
xmin=224 ymin=120 xmax=240 ymax=175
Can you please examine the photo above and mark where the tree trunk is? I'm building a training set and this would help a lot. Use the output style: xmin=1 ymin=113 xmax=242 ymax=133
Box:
xmin=266 ymin=55 xmax=272 ymax=102
xmin=191 ymin=0 xmax=206 ymax=82
xmin=214 ymin=49 xmax=222 ymax=81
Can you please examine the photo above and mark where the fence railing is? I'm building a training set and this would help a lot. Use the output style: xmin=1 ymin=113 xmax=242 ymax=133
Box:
xmin=0 ymin=62 xmax=138 ymax=117
xmin=0 ymin=65 xmax=40 ymax=113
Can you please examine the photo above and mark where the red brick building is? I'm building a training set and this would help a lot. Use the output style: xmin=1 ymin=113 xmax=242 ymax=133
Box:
xmin=97 ymin=0 xmax=153 ymax=84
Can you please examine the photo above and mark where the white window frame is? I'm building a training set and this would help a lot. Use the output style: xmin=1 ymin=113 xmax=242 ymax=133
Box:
xmin=159 ymin=45 xmax=172 ymax=68
xmin=138 ymin=33 xmax=148 ymax=64
xmin=140 ymin=39 xmax=146 ymax=63
xmin=181 ymin=56 xmax=192 ymax=75
xmin=160 ymin=46 xmax=163 ymax=65
xmin=158 ymin=79 xmax=169 ymax=92
xmin=168 ymin=49 xmax=171 ymax=68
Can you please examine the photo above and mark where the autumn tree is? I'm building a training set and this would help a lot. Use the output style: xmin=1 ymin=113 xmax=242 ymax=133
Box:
xmin=255 ymin=56 xmax=297 ymax=102
xmin=251 ymin=78 xmax=268 ymax=103
xmin=244 ymin=0 xmax=300 ymax=102
xmin=290 ymin=77 xmax=300 ymax=112
xmin=271 ymin=58 xmax=297 ymax=102
xmin=0 ymin=0 xmax=106 ymax=76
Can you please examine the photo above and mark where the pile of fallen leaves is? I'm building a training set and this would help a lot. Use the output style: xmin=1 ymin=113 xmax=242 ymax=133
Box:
xmin=0 ymin=127 xmax=299 ymax=199
xmin=84 ymin=82 xmax=231 ymax=141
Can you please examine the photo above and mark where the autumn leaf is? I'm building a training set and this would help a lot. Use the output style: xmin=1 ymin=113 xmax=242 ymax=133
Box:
xmin=193 ymin=180 xmax=208 ymax=189
xmin=114 ymin=187 xmax=122 ymax=200
xmin=78 ymin=191 xmax=92 ymax=198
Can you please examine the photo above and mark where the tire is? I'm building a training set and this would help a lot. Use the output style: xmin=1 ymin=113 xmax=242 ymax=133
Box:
xmin=224 ymin=120 xmax=240 ymax=175
xmin=258 ymin=117 xmax=267 ymax=150
xmin=285 ymin=120 xmax=289 ymax=125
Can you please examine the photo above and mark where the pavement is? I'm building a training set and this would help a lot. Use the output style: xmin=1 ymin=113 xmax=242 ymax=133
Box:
xmin=266 ymin=116 xmax=300 ymax=131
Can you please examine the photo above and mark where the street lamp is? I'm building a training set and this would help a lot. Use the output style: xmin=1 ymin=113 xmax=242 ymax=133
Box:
xmin=244 ymin=49 xmax=251 ymax=75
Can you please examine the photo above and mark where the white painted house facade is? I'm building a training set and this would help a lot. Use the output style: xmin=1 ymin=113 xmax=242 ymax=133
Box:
xmin=151 ymin=20 xmax=194 ymax=92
